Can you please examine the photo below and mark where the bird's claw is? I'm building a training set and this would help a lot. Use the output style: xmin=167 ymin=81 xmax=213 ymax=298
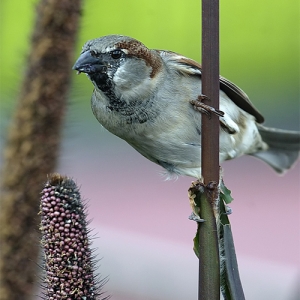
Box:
xmin=190 ymin=95 xmax=224 ymax=118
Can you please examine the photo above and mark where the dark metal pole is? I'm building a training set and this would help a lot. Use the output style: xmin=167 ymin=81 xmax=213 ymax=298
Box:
xmin=199 ymin=0 xmax=220 ymax=299
xmin=201 ymin=0 xmax=220 ymax=181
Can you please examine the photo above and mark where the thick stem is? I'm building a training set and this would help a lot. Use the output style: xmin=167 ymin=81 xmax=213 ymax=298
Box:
xmin=0 ymin=1 xmax=82 ymax=298
xmin=196 ymin=182 xmax=220 ymax=300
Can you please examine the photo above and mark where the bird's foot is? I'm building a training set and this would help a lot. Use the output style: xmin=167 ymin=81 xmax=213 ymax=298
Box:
xmin=190 ymin=95 xmax=224 ymax=118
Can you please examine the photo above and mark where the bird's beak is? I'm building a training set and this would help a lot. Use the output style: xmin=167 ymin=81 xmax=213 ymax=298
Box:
xmin=72 ymin=51 xmax=106 ymax=74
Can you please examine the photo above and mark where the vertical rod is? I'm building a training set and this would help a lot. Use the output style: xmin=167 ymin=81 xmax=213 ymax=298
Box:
xmin=199 ymin=0 xmax=220 ymax=299
xmin=201 ymin=0 xmax=220 ymax=183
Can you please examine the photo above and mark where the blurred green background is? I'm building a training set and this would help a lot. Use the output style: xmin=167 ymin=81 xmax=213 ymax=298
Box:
xmin=0 ymin=2 xmax=299 ymax=299
xmin=0 ymin=0 xmax=299 ymax=129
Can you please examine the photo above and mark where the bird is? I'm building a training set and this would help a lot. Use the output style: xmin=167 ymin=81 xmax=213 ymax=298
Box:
xmin=73 ymin=34 xmax=300 ymax=178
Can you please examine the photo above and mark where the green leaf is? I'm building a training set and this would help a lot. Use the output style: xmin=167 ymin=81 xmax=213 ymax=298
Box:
xmin=220 ymin=179 xmax=234 ymax=204
xmin=222 ymin=225 xmax=245 ymax=300
xmin=193 ymin=226 xmax=200 ymax=258
xmin=219 ymin=179 xmax=245 ymax=300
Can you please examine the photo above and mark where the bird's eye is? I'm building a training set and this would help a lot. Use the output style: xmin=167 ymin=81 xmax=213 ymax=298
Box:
xmin=110 ymin=50 xmax=123 ymax=59
xmin=90 ymin=50 xmax=100 ymax=58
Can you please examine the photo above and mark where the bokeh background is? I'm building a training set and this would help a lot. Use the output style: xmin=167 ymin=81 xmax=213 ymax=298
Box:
xmin=0 ymin=0 xmax=299 ymax=299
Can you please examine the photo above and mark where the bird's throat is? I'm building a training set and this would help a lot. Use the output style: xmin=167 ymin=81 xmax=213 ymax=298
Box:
xmin=91 ymin=73 xmax=155 ymax=124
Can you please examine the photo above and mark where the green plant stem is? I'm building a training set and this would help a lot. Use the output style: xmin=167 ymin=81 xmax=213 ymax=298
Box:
xmin=192 ymin=182 xmax=220 ymax=300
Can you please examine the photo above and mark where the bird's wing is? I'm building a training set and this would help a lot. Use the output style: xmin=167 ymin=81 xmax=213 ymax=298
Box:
xmin=157 ymin=50 xmax=264 ymax=123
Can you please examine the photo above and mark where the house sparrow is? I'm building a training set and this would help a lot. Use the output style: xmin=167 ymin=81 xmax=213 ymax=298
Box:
xmin=73 ymin=35 xmax=300 ymax=178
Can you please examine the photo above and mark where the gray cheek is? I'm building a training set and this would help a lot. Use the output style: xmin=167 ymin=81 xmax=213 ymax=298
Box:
xmin=113 ymin=59 xmax=150 ymax=88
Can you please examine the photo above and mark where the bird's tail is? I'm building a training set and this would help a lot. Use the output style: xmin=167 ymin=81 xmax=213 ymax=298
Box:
xmin=251 ymin=125 xmax=300 ymax=173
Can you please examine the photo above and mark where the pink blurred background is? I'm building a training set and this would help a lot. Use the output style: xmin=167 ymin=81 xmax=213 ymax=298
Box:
xmin=55 ymin=112 xmax=300 ymax=300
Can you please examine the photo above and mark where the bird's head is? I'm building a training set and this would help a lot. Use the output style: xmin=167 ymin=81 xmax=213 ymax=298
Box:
xmin=73 ymin=35 xmax=163 ymax=100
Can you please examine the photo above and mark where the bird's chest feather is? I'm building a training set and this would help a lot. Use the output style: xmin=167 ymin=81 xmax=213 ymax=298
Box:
xmin=91 ymin=88 xmax=160 ymax=139
xmin=91 ymin=88 xmax=203 ymax=169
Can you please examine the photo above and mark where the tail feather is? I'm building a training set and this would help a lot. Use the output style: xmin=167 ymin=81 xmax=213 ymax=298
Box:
xmin=251 ymin=125 xmax=300 ymax=173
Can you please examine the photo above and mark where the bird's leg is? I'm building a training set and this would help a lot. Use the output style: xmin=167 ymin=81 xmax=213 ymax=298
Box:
xmin=190 ymin=95 xmax=224 ymax=118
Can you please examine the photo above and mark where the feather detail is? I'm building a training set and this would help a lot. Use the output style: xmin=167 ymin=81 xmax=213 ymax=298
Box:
xmin=158 ymin=50 xmax=264 ymax=123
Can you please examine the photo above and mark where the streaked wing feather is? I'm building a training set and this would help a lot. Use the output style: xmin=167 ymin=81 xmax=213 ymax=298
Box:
xmin=219 ymin=76 xmax=264 ymax=123
xmin=157 ymin=50 xmax=264 ymax=123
